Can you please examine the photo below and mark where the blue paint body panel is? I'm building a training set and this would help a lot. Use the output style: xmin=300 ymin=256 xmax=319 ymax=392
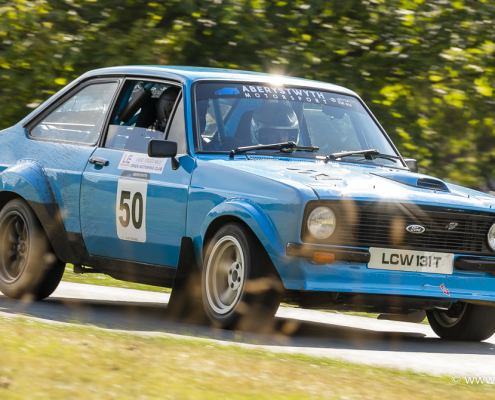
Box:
xmin=80 ymin=148 xmax=194 ymax=266
xmin=0 ymin=125 xmax=96 ymax=234
xmin=1 ymin=66 xmax=495 ymax=304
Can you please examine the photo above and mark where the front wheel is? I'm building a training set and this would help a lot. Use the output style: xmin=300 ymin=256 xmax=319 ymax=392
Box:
xmin=426 ymin=302 xmax=495 ymax=341
xmin=0 ymin=199 xmax=65 ymax=300
xmin=202 ymin=223 xmax=283 ymax=331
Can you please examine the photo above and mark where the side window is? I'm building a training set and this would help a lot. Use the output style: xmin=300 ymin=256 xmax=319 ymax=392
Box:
xmin=166 ymin=97 xmax=187 ymax=154
xmin=31 ymin=82 xmax=118 ymax=144
xmin=105 ymin=80 xmax=181 ymax=153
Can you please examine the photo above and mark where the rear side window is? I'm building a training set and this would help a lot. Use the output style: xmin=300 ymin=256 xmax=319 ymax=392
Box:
xmin=30 ymin=82 xmax=118 ymax=144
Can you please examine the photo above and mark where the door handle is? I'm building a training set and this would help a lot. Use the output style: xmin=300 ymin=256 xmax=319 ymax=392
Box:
xmin=89 ymin=157 xmax=109 ymax=166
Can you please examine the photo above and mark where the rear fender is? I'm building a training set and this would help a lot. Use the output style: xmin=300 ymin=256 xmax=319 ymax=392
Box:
xmin=0 ymin=160 xmax=81 ymax=263
xmin=1 ymin=160 xmax=55 ymax=204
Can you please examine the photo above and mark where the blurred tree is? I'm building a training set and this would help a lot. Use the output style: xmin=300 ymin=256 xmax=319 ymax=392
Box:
xmin=1 ymin=0 xmax=495 ymax=188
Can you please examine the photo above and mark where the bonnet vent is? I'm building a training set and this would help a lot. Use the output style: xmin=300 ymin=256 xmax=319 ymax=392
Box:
xmin=416 ymin=178 xmax=449 ymax=192
xmin=370 ymin=172 xmax=450 ymax=192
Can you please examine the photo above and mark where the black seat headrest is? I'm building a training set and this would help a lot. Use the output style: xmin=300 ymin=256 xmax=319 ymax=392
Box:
xmin=156 ymin=86 xmax=180 ymax=129
xmin=233 ymin=110 xmax=255 ymax=144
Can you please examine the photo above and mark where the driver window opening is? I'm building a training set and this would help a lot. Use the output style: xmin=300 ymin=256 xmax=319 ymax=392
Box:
xmin=105 ymin=80 xmax=181 ymax=153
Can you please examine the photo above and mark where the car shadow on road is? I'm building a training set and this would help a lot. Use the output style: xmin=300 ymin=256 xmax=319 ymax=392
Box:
xmin=0 ymin=295 xmax=494 ymax=356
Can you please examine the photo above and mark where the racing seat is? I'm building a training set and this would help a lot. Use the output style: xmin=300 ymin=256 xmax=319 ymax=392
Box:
xmin=118 ymin=85 xmax=152 ymax=123
xmin=216 ymin=110 xmax=256 ymax=151
xmin=215 ymin=110 xmax=255 ymax=151
xmin=233 ymin=110 xmax=255 ymax=146
xmin=156 ymin=87 xmax=180 ymax=132
xmin=135 ymin=98 xmax=158 ymax=129
xmin=124 ymin=98 xmax=162 ymax=153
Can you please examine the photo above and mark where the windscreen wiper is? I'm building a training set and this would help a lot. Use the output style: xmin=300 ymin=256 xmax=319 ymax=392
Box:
xmin=327 ymin=149 xmax=400 ymax=163
xmin=230 ymin=141 xmax=319 ymax=158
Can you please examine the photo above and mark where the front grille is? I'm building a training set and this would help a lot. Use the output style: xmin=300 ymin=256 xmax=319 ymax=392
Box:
xmin=302 ymin=201 xmax=495 ymax=255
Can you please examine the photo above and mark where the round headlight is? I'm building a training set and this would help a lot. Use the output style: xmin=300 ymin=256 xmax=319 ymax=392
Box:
xmin=307 ymin=206 xmax=337 ymax=240
xmin=488 ymin=223 xmax=495 ymax=251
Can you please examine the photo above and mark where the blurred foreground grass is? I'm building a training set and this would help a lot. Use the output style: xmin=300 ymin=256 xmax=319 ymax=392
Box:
xmin=0 ymin=316 xmax=492 ymax=399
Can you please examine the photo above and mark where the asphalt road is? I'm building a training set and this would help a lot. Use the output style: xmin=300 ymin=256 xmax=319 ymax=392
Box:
xmin=1 ymin=281 xmax=494 ymax=377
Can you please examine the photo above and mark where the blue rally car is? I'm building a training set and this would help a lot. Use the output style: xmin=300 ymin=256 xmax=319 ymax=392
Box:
xmin=2 ymin=66 xmax=495 ymax=340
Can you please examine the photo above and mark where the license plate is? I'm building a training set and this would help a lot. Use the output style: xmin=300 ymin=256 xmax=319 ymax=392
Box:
xmin=368 ymin=247 xmax=454 ymax=275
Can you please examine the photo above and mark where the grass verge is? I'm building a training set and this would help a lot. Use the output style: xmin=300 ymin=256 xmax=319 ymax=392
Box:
xmin=62 ymin=264 xmax=171 ymax=294
xmin=0 ymin=316 xmax=491 ymax=399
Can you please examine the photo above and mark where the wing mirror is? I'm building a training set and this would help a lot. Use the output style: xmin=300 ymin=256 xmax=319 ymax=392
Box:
xmin=148 ymin=139 xmax=179 ymax=170
xmin=404 ymin=158 xmax=418 ymax=173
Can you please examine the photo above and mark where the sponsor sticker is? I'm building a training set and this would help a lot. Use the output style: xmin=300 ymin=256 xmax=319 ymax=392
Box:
xmin=118 ymin=152 xmax=167 ymax=174
xmin=215 ymin=87 xmax=240 ymax=95
xmin=196 ymin=83 xmax=368 ymax=114
xmin=116 ymin=171 xmax=149 ymax=243
xmin=440 ymin=283 xmax=450 ymax=296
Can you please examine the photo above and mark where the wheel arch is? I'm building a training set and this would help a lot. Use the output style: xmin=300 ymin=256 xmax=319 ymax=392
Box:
xmin=203 ymin=214 xmax=245 ymax=254
xmin=198 ymin=200 xmax=286 ymax=273
xmin=0 ymin=191 xmax=23 ymax=212
xmin=0 ymin=161 xmax=82 ymax=264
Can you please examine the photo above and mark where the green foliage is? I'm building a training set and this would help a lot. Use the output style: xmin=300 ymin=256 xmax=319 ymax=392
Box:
xmin=1 ymin=0 xmax=495 ymax=187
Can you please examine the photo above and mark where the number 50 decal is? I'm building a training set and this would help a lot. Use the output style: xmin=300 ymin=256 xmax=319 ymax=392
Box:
xmin=116 ymin=172 xmax=149 ymax=243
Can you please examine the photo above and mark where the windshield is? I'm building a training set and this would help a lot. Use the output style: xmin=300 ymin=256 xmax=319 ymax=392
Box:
xmin=195 ymin=82 xmax=401 ymax=167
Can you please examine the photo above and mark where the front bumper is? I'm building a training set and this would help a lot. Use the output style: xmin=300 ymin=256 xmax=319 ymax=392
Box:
xmin=286 ymin=243 xmax=370 ymax=263
xmin=280 ymin=242 xmax=495 ymax=303
xmin=286 ymin=242 xmax=495 ymax=273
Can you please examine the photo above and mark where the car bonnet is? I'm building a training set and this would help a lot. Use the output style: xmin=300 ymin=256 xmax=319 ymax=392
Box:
xmin=211 ymin=157 xmax=495 ymax=211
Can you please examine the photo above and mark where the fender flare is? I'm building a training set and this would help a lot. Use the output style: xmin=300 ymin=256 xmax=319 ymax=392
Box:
xmin=0 ymin=160 xmax=86 ymax=263
xmin=1 ymin=160 xmax=56 ymax=204
xmin=197 ymin=199 xmax=286 ymax=269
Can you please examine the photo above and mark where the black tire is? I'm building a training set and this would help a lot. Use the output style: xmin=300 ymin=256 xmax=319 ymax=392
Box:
xmin=0 ymin=199 xmax=65 ymax=300
xmin=201 ymin=222 xmax=283 ymax=331
xmin=426 ymin=302 xmax=495 ymax=341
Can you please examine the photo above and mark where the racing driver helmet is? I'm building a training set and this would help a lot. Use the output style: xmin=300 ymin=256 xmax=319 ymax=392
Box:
xmin=251 ymin=102 xmax=299 ymax=144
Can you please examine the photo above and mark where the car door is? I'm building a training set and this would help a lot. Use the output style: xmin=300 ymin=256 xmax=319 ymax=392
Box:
xmin=80 ymin=78 xmax=194 ymax=267
xmin=21 ymin=79 xmax=121 ymax=262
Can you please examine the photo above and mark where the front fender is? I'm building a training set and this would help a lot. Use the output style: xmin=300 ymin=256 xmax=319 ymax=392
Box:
xmin=0 ymin=160 xmax=76 ymax=262
xmin=198 ymin=199 xmax=287 ymax=268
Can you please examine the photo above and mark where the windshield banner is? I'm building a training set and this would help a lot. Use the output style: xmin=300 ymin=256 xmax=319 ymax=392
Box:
xmin=196 ymin=83 xmax=366 ymax=114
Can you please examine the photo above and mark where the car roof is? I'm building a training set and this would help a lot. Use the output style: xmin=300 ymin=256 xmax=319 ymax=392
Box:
xmin=81 ymin=66 xmax=359 ymax=97
xmin=19 ymin=65 xmax=361 ymax=127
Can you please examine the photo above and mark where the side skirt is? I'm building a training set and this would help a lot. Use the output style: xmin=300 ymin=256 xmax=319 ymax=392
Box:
xmin=84 ymin=237 xmax=200 ymax=292
xmin=87 ymin=256 xmax=177 ymax=288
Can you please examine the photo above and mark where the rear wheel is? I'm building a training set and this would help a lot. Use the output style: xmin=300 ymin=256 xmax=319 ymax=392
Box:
xmin=0 ymin=199 xmax=65 ymax=300
xmin=426 ymin=302 xmax=495 ymax=341
xmin=202 ymin=223 xmax=283 ymax=331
